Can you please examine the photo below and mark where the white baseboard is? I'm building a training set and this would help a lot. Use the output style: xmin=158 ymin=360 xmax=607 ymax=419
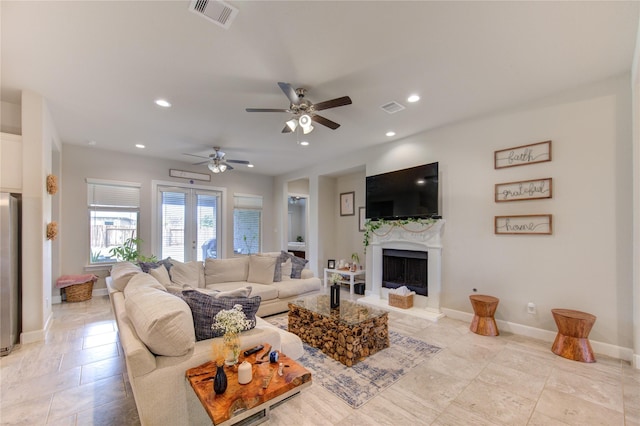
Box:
xmin=20 ymin=311 xmax=52 ymax=344
xmin=52 ymin=287 xmax=108 ymax=305
xmin=442 ymin=308 xmax=636 ymax=364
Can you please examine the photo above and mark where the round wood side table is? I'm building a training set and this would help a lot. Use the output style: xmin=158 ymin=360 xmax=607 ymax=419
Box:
xmin=469 ymin=294 xmax=500 ymax=336
xmin=551 ymin=308 xmax=596 ymax=363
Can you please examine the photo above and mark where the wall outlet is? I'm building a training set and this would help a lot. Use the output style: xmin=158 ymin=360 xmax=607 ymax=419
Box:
xmin=527 ymin=302 xmax=536 ymax=314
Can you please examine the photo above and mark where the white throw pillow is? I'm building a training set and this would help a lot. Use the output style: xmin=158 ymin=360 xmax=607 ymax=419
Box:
xmin=170 ymin=259 xmax=200 ymax=286
xmin=280 ymin=259 xmax=292 ymax=280
xmin=148 ymin=264 xmax=172 ymax=288
xmin=124 ymin=273 xmax=166 ymax=297
xmin=204 ymin=257 xmax=250 ymax=285
xmin=124 ymin=284 xmax=195 ymax=356
xmin=110 ymin=262 xmax=142 ymax=292
xmin=247 ymin=255 xmax=276 ymax=285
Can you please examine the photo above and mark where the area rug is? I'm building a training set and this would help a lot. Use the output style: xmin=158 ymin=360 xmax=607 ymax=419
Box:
xmin=266 ymin=315 xmax=441 ymax=408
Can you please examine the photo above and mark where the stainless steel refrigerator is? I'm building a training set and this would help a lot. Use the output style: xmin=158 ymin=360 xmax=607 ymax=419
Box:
xmin=0 ymin=193 xmax=20 ymax=356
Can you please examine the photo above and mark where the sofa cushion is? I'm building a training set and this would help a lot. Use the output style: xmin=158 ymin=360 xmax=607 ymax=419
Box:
xmin=148 ymin=264 xmax=172 ymax=288
xmin=247 ymin=255 xmax=277 ymax=285
xmin=272 ymin=278 xmax=322 ymax=298
xmin=181 ymin=289 xmax=260 ymax=340
xmin=110 ymin=262 xmax=143 ymax=292
xmin=214 ymin=286 xmax=252 ymax=299
xmin=138 ymin=257 xmax=173 ymax=274
xmin=280 ymin=251 xmax=309 ymax=278
xmin=205 ymin=257 xmax=250 ymax=285
xmin=170 ymin=259 xmax=201 ymax=287
xmin=124 ymin=272 xmax=167 ymax=296
xmin=205 ymin=282 xmax=278 ymax=301
xmin=124 ymin=283 xmax=195 ymax=356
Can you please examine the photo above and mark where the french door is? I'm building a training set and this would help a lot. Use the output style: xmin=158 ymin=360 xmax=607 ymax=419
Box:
xmin=156 ymin=185 xmax=221 ymax=262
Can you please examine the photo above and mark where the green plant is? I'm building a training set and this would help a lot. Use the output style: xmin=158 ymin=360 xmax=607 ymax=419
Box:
xmin=351 ymin=252 xmax=360 ymax=264
xmin=296 ymin=235 xmax=304 ymax=242
xmin=362 ymin=217 xmax=438 ymax=252
xmin=109 ymin=237 xmax=157 ymax=262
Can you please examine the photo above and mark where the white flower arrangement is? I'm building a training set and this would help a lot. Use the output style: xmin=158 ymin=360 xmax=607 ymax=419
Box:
xmin=330 ymin=273 xmax=342 ymax=284
xmin=211 ymin=304 xmax=252 ymax=335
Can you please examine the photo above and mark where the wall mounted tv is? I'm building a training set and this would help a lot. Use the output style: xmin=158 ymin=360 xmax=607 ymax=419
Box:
xmin=366 ymin=162 xmax=439 ymax=220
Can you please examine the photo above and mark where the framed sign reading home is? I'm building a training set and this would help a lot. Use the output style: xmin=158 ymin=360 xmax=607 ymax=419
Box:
xmin=495 ymin=214 xmax=553 ymax=235
xmin=495 ymin=178 xmax=553 ymax=202
xmin=494 ymin=140 xmax=552 ymax=169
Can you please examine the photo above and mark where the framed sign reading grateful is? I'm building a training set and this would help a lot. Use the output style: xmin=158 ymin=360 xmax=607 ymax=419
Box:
xmin=495 ymin=178 xmax=553 ymax=202
xmin=495 ymin=214 xmax=552 ymax=235
xmin=340 ymin=191 xmax=355 ymax=216
xmin=494 ymin=140 xmax=552 ymax=169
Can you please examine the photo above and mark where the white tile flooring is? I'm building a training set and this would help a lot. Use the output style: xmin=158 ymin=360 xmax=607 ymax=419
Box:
xmin=1 ymin=292 xmax=639 ymax=425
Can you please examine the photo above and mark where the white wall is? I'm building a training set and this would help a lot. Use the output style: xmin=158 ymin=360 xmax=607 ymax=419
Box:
xmin=60 ymin=145 xmax=276 ymax=294
xmin=334 ymin=171 xmax=366 ymax=264
xmin=276 ymin=74 xmax=633 ymax=349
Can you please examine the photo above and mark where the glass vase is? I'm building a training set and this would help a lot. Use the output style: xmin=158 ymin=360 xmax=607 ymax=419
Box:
xmin=223 ymin=332 xmax=240 ymax=366
xmin=213 ymin=364 xmax=227 ymax=395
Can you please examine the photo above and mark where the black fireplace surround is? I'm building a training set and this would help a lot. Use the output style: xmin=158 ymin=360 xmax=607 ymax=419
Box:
xmin=382 ymin=249 xmax=428 ymax=296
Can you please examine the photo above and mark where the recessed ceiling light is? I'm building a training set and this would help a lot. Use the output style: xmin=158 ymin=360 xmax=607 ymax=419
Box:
xmin=299 ymin=141 xmax=310 ymax=146
xmin=247 ymin=163 xmax=254 ymax=168
xmin=87 ymin=140 xmax=97 ymax=146
xmin=386 ymin=131 xmax=396 ymax=137
xmin=155 ymin=99 xmax=171 ymax=108
xmin=407 ymin=94 xmax=420 ymax=103
xmin=135 ymin=144 xmax=145 ymax=149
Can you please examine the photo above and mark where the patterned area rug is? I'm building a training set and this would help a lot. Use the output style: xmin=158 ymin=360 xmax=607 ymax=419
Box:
xmin=266 ymin=315 xmax=441 ymax=408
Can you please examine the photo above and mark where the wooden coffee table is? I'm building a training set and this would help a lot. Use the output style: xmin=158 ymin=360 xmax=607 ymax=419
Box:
xmin=186 ymin=347 xmax=311 ymax=425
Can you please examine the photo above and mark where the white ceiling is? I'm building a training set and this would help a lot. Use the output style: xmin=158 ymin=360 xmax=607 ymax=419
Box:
xmin=2 ymin=1 xmax=638 ymax=176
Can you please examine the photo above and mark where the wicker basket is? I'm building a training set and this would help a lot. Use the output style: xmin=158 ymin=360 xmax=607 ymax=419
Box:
xmin=388 ymin=293 xmax=413 ymax=309
xmin=65 ymin=281 xmax=93 ymax=302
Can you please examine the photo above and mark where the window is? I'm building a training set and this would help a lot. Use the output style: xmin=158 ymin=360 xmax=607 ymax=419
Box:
xmin=87 ymin=179 xmax=140 ymax=264
xmin=233 ymin=194 xmax=262 ymax=255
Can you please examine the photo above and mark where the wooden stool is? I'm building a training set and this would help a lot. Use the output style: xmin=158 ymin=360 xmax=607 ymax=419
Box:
xmin=551 ymin=309 xmax=596 ymax=363
xmin=469 ymin=295 xmax=499 ymax=336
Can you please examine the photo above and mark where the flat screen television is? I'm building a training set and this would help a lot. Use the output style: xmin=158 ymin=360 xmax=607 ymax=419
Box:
xmin=366 ymin=162 xmax=439 ymax=220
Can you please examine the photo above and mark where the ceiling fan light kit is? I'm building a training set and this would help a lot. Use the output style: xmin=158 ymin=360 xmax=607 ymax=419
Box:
xmin=184 ymin=146 xmax=250 ymax=174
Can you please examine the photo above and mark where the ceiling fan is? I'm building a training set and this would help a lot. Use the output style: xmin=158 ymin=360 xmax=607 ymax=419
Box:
xmin=246 ymin=82 xmax=352 ymax=133
xmin=183 ymin=146 xmax=251 ymax=173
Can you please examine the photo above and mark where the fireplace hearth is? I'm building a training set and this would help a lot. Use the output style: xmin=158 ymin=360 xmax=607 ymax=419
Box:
xmin=382 ymin=249 xmax=427 ymax=296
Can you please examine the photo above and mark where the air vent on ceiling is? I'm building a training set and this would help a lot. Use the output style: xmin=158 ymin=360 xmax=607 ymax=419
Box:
xmin=380 ymin=101 xmax=406 ymax=114
xmin=189 ymin=0 xmax=239 ymax=30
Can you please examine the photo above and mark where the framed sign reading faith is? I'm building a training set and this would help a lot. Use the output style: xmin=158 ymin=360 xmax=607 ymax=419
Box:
xmin=495 ymin=214 xmax=552 ymax=235
xmin=495 ymin=178 xmax=552 ymax=202
xmin=494 ymin=140 xmax=552 ymax=169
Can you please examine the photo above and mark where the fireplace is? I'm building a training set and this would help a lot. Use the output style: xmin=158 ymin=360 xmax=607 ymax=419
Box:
xmin=382 ymin=249 xmax=427 ymax=296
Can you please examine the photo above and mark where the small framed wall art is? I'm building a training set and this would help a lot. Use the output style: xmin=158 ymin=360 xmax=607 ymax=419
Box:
xmin=495 ymin=178 xmax=552 ymax=202
xmin=358 ymin=207 xmax=366 ymax=231
xmin=340 ymin=191 xmax=355 ymax=216
xmin=327 ymin=259 xmax=336 ymax=269
xmin=495 ymin=214 xmax=553 ymax=235
xmin=494 ymin=140 xmax=552 ymax=169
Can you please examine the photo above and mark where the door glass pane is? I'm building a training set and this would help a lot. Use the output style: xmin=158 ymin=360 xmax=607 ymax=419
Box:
xmin=161 ymin=191 xmax=186 ymax=262
xmin=197 ymin=193 xmax=218 ymax=261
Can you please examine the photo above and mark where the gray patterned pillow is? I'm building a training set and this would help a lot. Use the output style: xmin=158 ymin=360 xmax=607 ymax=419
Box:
xmin=280 ymin=250 xmax=309 ymax=279
xmin=181 ymin=290 xmax=260 ymax=341
xmin=138 ymin=257 xmax=173 ymax=274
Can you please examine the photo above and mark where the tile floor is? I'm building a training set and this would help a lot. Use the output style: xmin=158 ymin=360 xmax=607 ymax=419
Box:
xmin=1 ymin=292 xmax=639 ymax=425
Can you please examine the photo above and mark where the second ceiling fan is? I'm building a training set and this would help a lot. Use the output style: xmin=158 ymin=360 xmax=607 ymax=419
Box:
xmin=246 ymin=82 xmax=352 ymax=133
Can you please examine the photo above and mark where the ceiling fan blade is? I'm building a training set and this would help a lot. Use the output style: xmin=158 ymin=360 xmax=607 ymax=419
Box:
xmin=192 ymin=160 xmax=210 ymax=166
xmin=222 ymin=162 xmax=234 ymax=171
xmin=312 ymin=114 xmax=341 ymax=130
xmin=278 ymin=82 xmax=300 ymax=105
xmin=246 ymin=108 xmax=291 ymax=113
xmin=313 ymin=96 xmax=352 ymax=111
xmin=226 ymin=159 xmax=250 ymax=164
xmin=182 ymin=153 xmax=211 ymax=160
xmin=282 ymin=124 xmax=293 ymax=133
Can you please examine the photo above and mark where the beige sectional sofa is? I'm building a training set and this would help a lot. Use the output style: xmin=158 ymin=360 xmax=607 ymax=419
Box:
xmin=107 ymin=253 xmax=321 ymax=425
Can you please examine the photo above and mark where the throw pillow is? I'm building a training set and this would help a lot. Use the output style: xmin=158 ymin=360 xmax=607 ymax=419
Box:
xmin=280 ymin=259 xmax=292 ymax=281
xmin=110 ymin=261 xmax=143 ymax=292
xmin=272 ymin=252 xmax=291 ymax=282
xmin=148 ymin=264 xmax=172 ymax=288
xmin=280 ymin=250 xmax=309 ymax=279
xmin=247 ymin=255 xmax=277 ymax=285
xmin=214 ymin=286 xmax=252 ymax=299
xmin=138 ymin=258 xmax=173 ymax=274
xmin=204 ymin=257 xmax=250 ymax=285
xmin=170 ymin=259 xmax=200 ymax=287
xmin=181 ymin=290 xmax=260 ymax=341
xmin=125 ymin=284 xmax=195 ymax=356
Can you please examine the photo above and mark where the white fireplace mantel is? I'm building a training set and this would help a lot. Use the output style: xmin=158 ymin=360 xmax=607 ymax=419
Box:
xmin=360 ymin=220 xmax=445 ymax=321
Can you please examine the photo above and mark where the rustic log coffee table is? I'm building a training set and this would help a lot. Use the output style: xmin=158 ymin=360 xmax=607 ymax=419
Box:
xmin=186 ymin=348 xmax=311 ymax=425
xmin=288 ymin=294 xmax=389 ymax=367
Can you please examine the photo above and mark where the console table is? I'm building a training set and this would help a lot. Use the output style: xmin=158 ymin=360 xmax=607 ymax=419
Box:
xmin=324 ymin=268 xmax=365 ymax=296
